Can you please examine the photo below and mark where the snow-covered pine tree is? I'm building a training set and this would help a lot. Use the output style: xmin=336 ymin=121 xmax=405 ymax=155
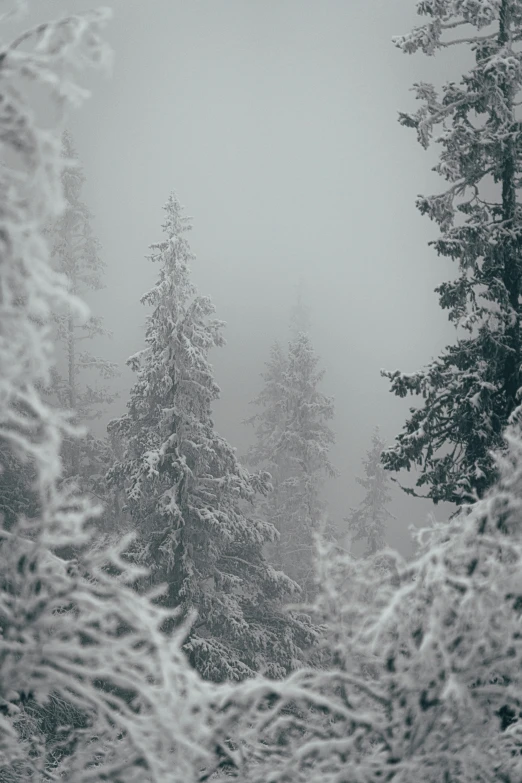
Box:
xmin=345 ymin=427 xmax=394 ymax=557
xmin=47 ymin=129 xmax=117 ymax=486
xmin=0 ymin=6 xmax=217 ymax=781
xmin=247 ymin=329 xmax=337 ymax=600
xmin=382 ymin=0 xmax=522 ymax=505
xmin=108 ymin=194 xmax=317 ymax=683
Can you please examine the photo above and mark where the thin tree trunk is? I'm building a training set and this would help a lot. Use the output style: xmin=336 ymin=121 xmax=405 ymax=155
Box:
xmin=499 ymin=0 xmax=521 ymax=422
xmin=67 ymin=296 xmax=80 ymax=477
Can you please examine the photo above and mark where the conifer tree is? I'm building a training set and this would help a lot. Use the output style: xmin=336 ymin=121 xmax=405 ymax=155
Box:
xmin=108 ymin=194 xmax=317 ymax=682
xmin=47 ymin=129 xmax=117 ymax=486
xmin=247 ymin=329 xmax=337 ymax=600
xmin=345 ymin=427 xmax=394 ymax=556
xmin=0 ymin=8 xmax=215 ymax=782
xmin=382 ymin=0 xmax=522 ymax=505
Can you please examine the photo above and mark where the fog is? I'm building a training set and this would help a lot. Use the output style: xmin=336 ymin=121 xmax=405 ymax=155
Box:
xmin=27 ymin=0 xmax=469 ymax=556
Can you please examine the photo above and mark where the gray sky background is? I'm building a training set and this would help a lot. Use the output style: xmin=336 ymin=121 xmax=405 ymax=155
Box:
xmin=22 ymin=0 xmax=471 ymax=556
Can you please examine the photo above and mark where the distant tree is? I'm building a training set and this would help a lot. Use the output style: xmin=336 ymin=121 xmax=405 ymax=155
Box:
xmin=108 ymin=194 xmax=317 ymax=682
xmin=345 ymin=427 xmax=394 ymax=557
xmin=0 ymin=7 xmax=215 ymax=782
xmin=246 ymin=341 xmax=289 ymax=477
xmin=46 ymin=129 xmax=117 ymax=485
xmin=247 ymin=329 xmax=337 ymax=600
xmin=382 ymin=0 xmax=522 ymax=505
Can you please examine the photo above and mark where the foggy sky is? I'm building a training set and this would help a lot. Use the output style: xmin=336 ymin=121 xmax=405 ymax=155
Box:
xmin=23 ymin=1 xmax=469 ymax=556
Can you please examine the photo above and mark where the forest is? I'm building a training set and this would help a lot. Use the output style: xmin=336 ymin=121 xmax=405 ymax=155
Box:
xmin=2 ymin=0 xmax=522 ymax=780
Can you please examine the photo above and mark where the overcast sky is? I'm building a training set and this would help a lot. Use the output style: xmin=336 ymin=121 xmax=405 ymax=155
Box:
xmin=22 ymin=0 xmax=470 ymax=556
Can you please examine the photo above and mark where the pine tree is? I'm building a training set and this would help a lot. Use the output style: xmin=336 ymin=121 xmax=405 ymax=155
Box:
xmin=382 ymin=0 xmax=522 ymax=505
xmin=247 ymin=330 xmax=337 ymax=600
xmin=345 ymin=427 xmax=394 ymax=557
xmin=0 ymin=8 xmax=215 ymax=782
xmin=108 ymin=194 xmax=317 ymax=683
xmin=46 ymin=129 xmax=117 ymax=487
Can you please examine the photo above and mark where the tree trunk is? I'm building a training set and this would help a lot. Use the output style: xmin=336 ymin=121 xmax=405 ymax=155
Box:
xmin=67 ymin=300 xmax=80 ymax=478
xmin=499 ymin=0 xmax=521 ymax=422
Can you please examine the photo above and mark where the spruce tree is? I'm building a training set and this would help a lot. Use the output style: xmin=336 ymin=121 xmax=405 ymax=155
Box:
xmin=108 ymin=194 xmax=317 ymax=682
xmin=0 ymin=8 xmax=216 ymax=782
xmin=247 ymin=330 xmax=337 ymax=600
xmin=382 ymin=0 xmax=522 ymax=505
xmin=346 ymin=427 xmax=394 ymax=557
xmin=47 ymin=129 xmax=117 ymax=486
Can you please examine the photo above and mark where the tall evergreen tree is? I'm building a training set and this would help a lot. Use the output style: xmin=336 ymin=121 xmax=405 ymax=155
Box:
xmin=382 ymin=0 xmax=522 ymax=505
xmin=0 ymin=8 xmax=217 ymax=782
xmin=47 ymin=129 xmax=117 ymax=485
xmin=345 ymin=427 xmax=394 ymax=557
xmin=247 ymin=329 xmax=337 ymax=599
xmin=108 ymin=194 xmax=317 ymax=682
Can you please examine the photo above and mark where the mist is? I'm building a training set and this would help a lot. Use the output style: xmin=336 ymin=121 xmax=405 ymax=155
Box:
xmin=25 ymin=0 xmax=470 ymax=556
